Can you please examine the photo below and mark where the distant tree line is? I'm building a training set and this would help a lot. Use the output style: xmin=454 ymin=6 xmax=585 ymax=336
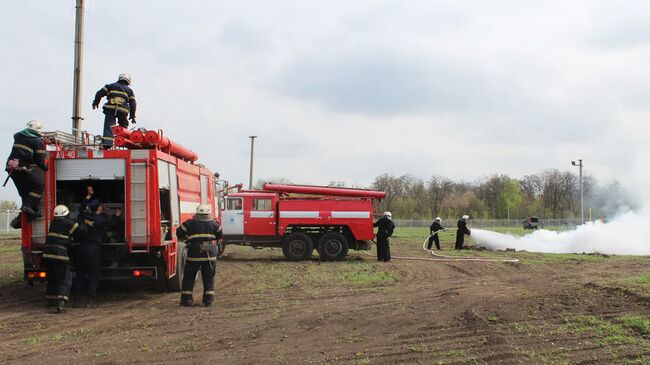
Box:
xmin=371 ymin=170 xmax=636 ymax=220
xmin=254 ymin=170 xmax=636 ymax=220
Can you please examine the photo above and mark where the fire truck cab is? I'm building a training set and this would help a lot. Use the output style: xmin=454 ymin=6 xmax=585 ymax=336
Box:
xmin=220 ymin=183 xmax=385 ymax=261
xmin=22 ymin=128 xmax=218 ymax=291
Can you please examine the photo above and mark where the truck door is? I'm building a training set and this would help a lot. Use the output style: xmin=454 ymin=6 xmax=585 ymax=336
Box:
xmin=245 ymin=196 xmax=276 ymax=236
xmin=221 ymin=197 xmax=244 ymax=235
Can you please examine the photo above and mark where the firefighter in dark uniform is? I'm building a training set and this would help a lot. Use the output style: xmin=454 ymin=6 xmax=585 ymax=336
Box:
xmin=73 ymin=200 xmax=121 ymax=307
xmin=43 ymin=205 xmax=87 ymax=313
xmin=374 ymin=211 xmax=395 ymax=262
xmin=455 ymin=215 xmax=471 ymax=250
xmin=427 ymin=217 xmax=444 ymax=250
xmin=176 ymin=204 xmax=223 ymax=307
xmin=92 ymin=73 xmax=136 ymax=149
xmin=5 ymin=120 xmax=48 ymax=226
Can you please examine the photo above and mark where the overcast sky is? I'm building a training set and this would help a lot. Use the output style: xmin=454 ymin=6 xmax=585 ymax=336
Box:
xmin=2 ymin=1 xmax=649 ymax=203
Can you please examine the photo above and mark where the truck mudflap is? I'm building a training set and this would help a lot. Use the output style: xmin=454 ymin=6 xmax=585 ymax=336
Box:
xmin=351 ymin=240 xmax=373 ymax=251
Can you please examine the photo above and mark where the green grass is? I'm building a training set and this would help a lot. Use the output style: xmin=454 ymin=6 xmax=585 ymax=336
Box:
xmin=631 ymin=274 xmax=650 ymax=285
xmin=19 ymin=333 xmax=69 ymax=345
xmin=562 ymin=315 xmax=646 ymax=345
xmin=0 ymin=244 xmax=21 ymax=255
xmin=247 ymin=260 xmax=398 ymax=292
xmin=618 ymin=315 xmax=650 ymax=336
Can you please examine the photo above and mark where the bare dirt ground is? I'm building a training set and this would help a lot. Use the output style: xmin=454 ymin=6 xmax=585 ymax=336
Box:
xmin=1 ymin=233 xmax=649 ymax=364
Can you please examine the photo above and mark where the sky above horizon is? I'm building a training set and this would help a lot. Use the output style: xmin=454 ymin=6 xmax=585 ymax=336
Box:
xmin=1 ymin=1 xmax=649 ymax=203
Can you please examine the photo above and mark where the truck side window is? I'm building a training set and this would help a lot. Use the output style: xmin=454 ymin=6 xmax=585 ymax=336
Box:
xmin=252 ymin=198 xmax=272 ymax=211
xmin=227 ymin=197 xmax=243 ymax=210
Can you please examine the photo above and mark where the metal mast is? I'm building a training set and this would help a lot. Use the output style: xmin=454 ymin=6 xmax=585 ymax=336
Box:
xmin=72 ymin=0 xmax=85 ymax=139
xmin=248 ymin=136 xmax=257 ymax=190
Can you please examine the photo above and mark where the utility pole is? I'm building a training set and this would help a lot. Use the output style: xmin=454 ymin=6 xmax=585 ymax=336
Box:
xmin=72 ymin=0 xmax=85 ymax=140
xmin=248 ymin=136 xmax=257 ymax=190
xmin=571 ymin=159 xmax=584 ymax=225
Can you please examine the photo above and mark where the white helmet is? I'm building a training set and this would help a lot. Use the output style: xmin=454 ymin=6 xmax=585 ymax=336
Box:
xmin=462 ymin=215 xmax=469 ymax=220
xmin=53 ymin=205 xmax=70 ymax=217
xmin=435 ymin=217 xmax=441 ymax=222
xmin=196 ymin=204 xmax=212 ymax=215
xmin=118 ymin=73 xmax=132 ymax=85
xmin=26 ymin=120 xmax=44 ymax=132
xmin=383 ymin=211 xmax=392 ymax=219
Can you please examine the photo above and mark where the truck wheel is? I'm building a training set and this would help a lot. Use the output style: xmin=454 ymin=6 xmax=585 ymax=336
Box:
xmin=318 ymin=232 xmax=349 ymax=261
xmin=282 ymin=233 xmax=313 ymax=261
xmin=166 ymin=242 xmax=186 ymax=292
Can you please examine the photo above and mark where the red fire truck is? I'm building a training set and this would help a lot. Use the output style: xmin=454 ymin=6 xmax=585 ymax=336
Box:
xmin=220 ymin=183 xmax=386 ymax=260
xmin=22 ymin=127 xmax=218 ymax=291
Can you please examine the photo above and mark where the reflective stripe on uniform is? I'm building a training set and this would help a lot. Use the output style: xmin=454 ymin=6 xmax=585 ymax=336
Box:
xmin=186 ymin=257 xmax=216 ymax=262
xmin=103 ymin=136 xmax=115 ymax=141
xmin=68 ymin=223 xmax=79 ymax=235
xmin=129 ymin=96 xmax=136 ymax=100
xmin=47 ymin=233 xmax=69 ymax=239
xmin=45 ymin=243 xmax=67 ymax=250
xmin=102 ymin=87 xmax=108 ymax=93
xmin=103 ymin=104 xmax=130 ymax=114
xmin=204 ymin=291 xmax=214 ymax=295
xmin=36 ymin=149 xmax=47 ymax=155
xmin=108 ymin=90 xmax=128 ymax=97
xmin=179 ymin=225 xmax=187 ymax=232
xmin=13 ymin=144 xmax=33 ymax=153
xmin=181 ymin=291 xmax=193 ymax=295
xmin=29 ymin=192 xmax=42 ymax=198
xmin=43 ymin=253 xmax=69 ymax=261
xmin=57 ymin=295 xmax=69 ymax=301
xmin=187 ymin=233 xmax=217 ymax=240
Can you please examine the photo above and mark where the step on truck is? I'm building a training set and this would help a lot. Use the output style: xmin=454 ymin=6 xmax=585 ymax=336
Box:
xmin=22 ymin=127 xmax=219 ymax=291
xmin=220 ymin=183 xmax=386 ymax=260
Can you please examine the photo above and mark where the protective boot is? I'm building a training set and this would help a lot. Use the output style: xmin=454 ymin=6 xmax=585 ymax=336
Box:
xmin=56 ymin=299 xmax=66 ymax=314
xmin=85 ymin=296 xmax=97 ymax=308
xmin=21 ymin=206 xmax=41 ymax=219
xmin=179 ymin=301 xmax=194 ymax=307
xmin=203 ymin=301 xmax=212 ymax=308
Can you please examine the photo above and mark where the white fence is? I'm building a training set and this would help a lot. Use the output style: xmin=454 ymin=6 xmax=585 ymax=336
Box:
xmin=393 ymin=218 xmax=580 ymax=229
xmin=0 ymin=209 xmax=21 ymax=234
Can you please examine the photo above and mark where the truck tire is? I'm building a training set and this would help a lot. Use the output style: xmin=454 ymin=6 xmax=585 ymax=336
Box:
xmin=166 ymin=242 xmax=186 ymax=292
xmin=318 ymin=232 xmax=349 ymax=261
xmin=282 ymin=233 xmax=313 ymax=261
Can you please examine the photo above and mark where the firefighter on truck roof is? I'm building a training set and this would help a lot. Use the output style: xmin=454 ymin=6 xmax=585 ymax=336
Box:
xmin=177 ymin=204 xmax=223 ymax=307
xmin=43 ymin=205 xmax=87 ymax=313
xmin=5 ymin=120 xmax=49 ymax=227
xmin=92 ymin=73 xmax=137 ymax=149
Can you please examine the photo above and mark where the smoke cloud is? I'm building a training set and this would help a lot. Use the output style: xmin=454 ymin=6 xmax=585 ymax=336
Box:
xmin=472 ymin=208 xmax=650 ymax=255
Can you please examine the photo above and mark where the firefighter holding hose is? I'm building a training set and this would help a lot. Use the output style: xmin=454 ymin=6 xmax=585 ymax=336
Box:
xmin=374 ymin=211 xmax=395 ymax=262
xmin=427 ymin=217 xmax=444 ymax=250
xmin=5 ymin=120 xmax=48 ymax=227
xmin=92 ymin=73 xmax=137 ymax=149
xmin=177 ymin=204 xmax=223 ymax=307
xmin=455 ymin=215 xmax=471 ymax=250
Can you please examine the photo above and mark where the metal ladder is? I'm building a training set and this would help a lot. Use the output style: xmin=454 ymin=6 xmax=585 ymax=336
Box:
xmin=129 ymin=160 xmax=149 ymax=253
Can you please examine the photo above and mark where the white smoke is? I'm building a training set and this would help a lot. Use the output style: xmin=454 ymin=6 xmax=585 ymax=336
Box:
xmin=472 ymin=208 xmax=650 ymax=255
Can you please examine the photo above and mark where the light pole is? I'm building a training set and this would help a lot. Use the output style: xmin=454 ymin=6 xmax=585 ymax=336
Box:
xmin=248 ymin=136 xmax=257 ymax=190
xmin=571 ymin=159 xmax=584 ymax=224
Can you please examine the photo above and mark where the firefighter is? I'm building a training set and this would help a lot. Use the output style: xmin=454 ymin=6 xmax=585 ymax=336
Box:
xmin=374 ymin=211 xmax=395 ymax=262
xmin=177 ymin=204 xmax=223 ymax=307
xmin=73 ymin=200 xmax=121 ymax=307
xmin=5 ymin=120 xmax=48 ymax=227
xmin=455 ymin=215 xmax=471 ymax=250
xmin=92 ymin=73 xmax=137 ymax=149
xmin=78 ymin=184 xmax=97 ymax=220
xmin=42 ymin=205 xmax=87 ymax=313
xmin=427 ymin=217 xmax=444 ymax=250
